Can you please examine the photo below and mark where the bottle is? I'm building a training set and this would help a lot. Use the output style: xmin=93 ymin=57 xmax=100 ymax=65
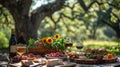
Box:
xmin=17 ymin=32 xmax=26 ymax=44
xmin=9 ymin=29 xmax=17 ymax=58
xmin=17 ymin=32 xmax=27 ymax=54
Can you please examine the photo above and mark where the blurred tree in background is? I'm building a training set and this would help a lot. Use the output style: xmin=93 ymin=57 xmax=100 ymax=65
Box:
xmin=0 ymin=31 xmax=8 ymax=48
xmin=0 ymin=0 xmax=120 ymax=48
xmin=39 ymin=0 xmax=120 ymax=40
xmin=0 ymin=0 xmax=66 ymax=41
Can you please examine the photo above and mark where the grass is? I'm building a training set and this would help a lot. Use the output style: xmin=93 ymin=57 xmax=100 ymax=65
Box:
xmin=71 ymin=40 xmax=120 ymax=55
xmin=72 ymin=40 xmax=119 ymax=49
xmin=83 ymin=40 xmax=119 ymax=46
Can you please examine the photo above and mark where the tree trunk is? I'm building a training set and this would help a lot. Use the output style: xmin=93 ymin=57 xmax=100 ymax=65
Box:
xmin=92 ymin=27 xmax=97 ymax=39
xmin=0 ymin=0 xmax=66 ymax=42
xmin=14 ymin=16 xmax=38 ymax=42
xmin=116 ymin=31 xmax=120 ymax=38
xmin=114 ymin=28 xmax=120 ymax=39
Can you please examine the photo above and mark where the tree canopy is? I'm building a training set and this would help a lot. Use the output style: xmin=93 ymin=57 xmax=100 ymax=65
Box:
xmin=0 ymin=0 xmax=120 ymax=48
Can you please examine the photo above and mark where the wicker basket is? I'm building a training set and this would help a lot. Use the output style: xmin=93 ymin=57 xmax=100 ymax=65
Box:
xmin=28 ymin=45 xmax=59 ymax=54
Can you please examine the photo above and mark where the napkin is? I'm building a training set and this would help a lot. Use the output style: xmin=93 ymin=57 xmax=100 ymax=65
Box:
xmin=10 ymin=62 xmax=22 ymax=67
xmin=46 ymin=59 xmax=63 ymax=67
xmin=54 ymin=62 xmax=76 ymax=67
xmin=117 ymin=57 xmax=120 ymax=62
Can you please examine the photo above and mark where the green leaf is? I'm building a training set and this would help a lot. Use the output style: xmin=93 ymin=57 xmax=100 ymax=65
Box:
xmin=28 ymin=38 xmax=35 ymax=47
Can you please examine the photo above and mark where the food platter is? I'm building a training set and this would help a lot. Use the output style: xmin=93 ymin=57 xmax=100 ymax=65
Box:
xmin=45 ymin=52 xmax=67 ymax=60
xmin=74 ymin=57 xmax=118 ymax=64
xmin=10 ymin=53 xmax=46 ymax=67
xmin=5 ymin=55 xmax=120 ymax=67
xmin=12 ymin=53 xmax=41 ymax=62
xmin=69 ymin=48 xmax=119 ymax=65
xmin=72 ymin=56 xmax=120 ymax=67
xmin=10 ymin=58 xmax=46 ymax=67
xmin=9 ymin=52 xmax=67 ymax=67
xmin=10 ymin=60 xmax=46 ymax=67
xmin=77 ymin=61 xmax=120 ymax=67
xmin=8 ymin=48 xmax=120 ymax=67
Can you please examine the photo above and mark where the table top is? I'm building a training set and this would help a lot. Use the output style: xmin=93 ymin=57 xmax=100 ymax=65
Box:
xmin=0 ymin=60 xmax=120 ymax=67
xmin=76 ymin=62 xmax=120 ymax=67
xmin=0 ymin=52 xmax=120 ymax=67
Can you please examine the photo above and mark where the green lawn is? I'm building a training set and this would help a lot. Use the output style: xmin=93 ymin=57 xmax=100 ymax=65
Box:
xmin=83 ymin=40 xmax=119 ymax=46
xmin=72 ymin=40 xmax=120 ymax=55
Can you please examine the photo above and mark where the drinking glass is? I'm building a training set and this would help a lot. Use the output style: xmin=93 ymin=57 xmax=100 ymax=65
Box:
xmin=65 ymin=49 xmax=71 ymax=63
xmin=65 ymin=37 xmax=73 ymax=49
xmin=65 ymin=43 xmax=73 ymax=49
xmin=65 ymin=37 xmax=73 ymax=62
xmin=76 ymin=41 xmax=84 ymax=54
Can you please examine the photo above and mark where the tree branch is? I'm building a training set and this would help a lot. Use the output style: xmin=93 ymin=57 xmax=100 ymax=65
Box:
xmin=0 ymin=0 xmax=21 ymax=21
xmin=102 ymin=19 xmax=115 ymax=28
xmin=0 ymin=0 xmax=17 ymax=11
xmin=112 ymin=12 xmax=120 ymax=21
xmin=61 ymin=16 xmax=75 ymax=33
xmin=50 ymin=16 xmax=57 ymax=31
xmin=87 ymin=0 xmax=98 ymax=9
xmin=50 ymin=13 xmax=62 ymax=24
xmin=3 ymin=13 xmax=9 ymax=24
xmin=61 ymin=13 xmax=78 ymax=21
xmin=78 ymin=0 xmax=88 ymax=11
xmin=0 ymin=0 xmax=16 ymax=6
xmin=49 ymin=13 xmax=62 ymax=31
xmin=50 ymin=16 xmax=56 ymax=24
xmin=0 ymin=7 xmax=3 ymax=16
xmin=31 ymin=0 xmax=66 ymax=28
xmin=108 ymin=2 xmax=119 ymax=9
xmin=64 ymin=2 xmax=78 ymax=10
xmin=78 ymin=0 xmax=97 ymax=12
xmin=61 ymin=17 xmax=70 ymax=32
xmin=0 ymin=0 xmax=17 ymax=24
xmin=0 ymin=0 xmax=32 ymax=20
xmin=96 ymin=1 xmax=104 ymax=5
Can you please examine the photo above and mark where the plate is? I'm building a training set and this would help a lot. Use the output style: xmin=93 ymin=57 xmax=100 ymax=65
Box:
xmin=10 ymin=62 xmax=22 ymax=67
xmin=10 ymin=59 xmax=46 ymax=67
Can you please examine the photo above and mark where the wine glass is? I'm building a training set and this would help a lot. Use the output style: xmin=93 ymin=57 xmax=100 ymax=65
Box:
xmin=76 ymin=45 xmax=83 ymax=50
xmin=65 ymin=37 xmax=73 ymax=49
xmin=16 ymin=46 xmax=26 ymax=55
xmin=65 ymin=49 xmax=71 ymax=63
xmin=76 ymin=41 xmax=84 ymax=55
xmin=65 ymin=37 xmax=73 ymax=62
xmin=65 ymin=43 xmax=73 ymax=49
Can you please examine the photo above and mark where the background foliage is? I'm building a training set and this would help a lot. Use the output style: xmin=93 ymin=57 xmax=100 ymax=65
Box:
xmin=0 ymin=0 xmax=120 ymax=55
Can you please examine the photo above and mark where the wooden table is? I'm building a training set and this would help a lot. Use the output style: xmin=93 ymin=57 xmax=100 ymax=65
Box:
xmin=76 ymin=62 xmax=120 ymax=67
xmin=1 ymin=57 xmax=120 ymax=67
xmin=0 ymin=61 xmax=120 ymax=67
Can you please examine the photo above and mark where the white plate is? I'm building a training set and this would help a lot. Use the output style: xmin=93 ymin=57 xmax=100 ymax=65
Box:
xmin=10 ymin=59 xmax=46 ymax=67
xmin=10 ymin=62 xmax=22 ymax=67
